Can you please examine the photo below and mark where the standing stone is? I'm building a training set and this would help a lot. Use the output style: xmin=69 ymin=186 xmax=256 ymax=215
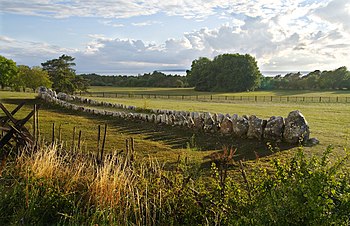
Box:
xmin=187 ymin=116 xmax=195 ymax=128
xmin=220 ymin=117 xmax=233 ymax=135
xmin=204 ymin=115 xmax=216 ymax=132
xmin=156 ymin=115 xmax=162 ymax=124
xmin=161 ymin=114 xmax=168 ymax=124
xmin=263 ymin=116 xmax=284 ymax=141
xmin=168 ymin=114 xmax=175 ymax=125
xmin=217 ymin=113 xmax=225 ymax=124
xmin=284 ymin=110 xmax=310 ymax=144
xmin=247 ymin=115 xmax=266 ymax=140
xmin=179 ymin=115 xmax=188 ymax=126
xmin=232 ymin=115 xmax=249 ymax=138
xmin=193 ymin=116 xmax=204 ymax=130
xmin=149 ymin=114 xmax=156 ymax=123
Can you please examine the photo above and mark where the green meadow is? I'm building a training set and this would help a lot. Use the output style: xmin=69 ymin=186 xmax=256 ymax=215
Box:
xmin=88 ymin=85 xmax=350 ymax=97
xmin=2 ymin=88 xmax=349 ymax=166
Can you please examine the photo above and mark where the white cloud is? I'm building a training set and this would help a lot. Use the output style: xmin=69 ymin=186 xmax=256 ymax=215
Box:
xmin=314 ymin=0 xmax=350 ymax=31
xmin=0 ymin=0 xmax=328 ymax=20
xmin=1 ymin=0 xmax=350 ymax=73
xmin=131 ymin=20 xmax=162 ymax=26
xmin=98 ymin=20 xmax=124 ymax=27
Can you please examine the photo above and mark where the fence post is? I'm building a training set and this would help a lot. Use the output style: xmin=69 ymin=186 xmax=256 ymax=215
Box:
xmin=240 ymin=96 xmax=243 ymax=101
xmin=336 ymin=96 xmax=338 ymax=103
xmin=71 ymin=127 xmax=76 ymax=152
xmin=225 ymin=96 xmax=227 ymax=100
xmin=255 ymin=96 xmax=257 ymax=102
xmin=100 ymin=124 xmax=107 ymax=162
xmin=287 ymin=96 xmax=289 ymax=102
xmin=271 ymin=96 xmax=273 ymax=102
xmin=319 ymin=97 xmax=322 ymax=102
xmin=52 ymin=122 xmax=55 ymax=144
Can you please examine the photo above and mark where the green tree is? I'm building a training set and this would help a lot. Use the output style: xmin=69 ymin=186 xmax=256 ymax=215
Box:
xmin=303 ymin=70 xmax=321 ymax=90
xmin=213 ymin=54 xmax=262 ymax=92
xmin=10 ymin=65 xmax=28 ymax=91
xmin=186 ymin=57 xmax=215 ymax=91
xmin=0 ymin=55 xmax=18 ymax=89
xmin=72 ymin=75 xmax=89 ymax=92
xmin=18 ymin=65 xmax=52 ymax=92
xmin=186 ymin=54 xmax=262 ymax=92
xmin=41 ymin=55 xmax=78 ymax=94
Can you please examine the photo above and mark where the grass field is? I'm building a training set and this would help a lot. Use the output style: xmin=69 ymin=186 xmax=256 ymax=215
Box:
xmin=1 ymin=89 xmax=350 ymax=168
xmin=88 ymin=86 xmax=350 ymax=97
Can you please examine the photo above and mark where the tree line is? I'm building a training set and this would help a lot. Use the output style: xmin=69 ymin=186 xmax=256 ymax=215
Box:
xmin=0 ymin=55 xmax=88 ymax=94
xmin=1 ymin=53 xmax=350 ymax=94
xmin=80 ymin=71 xmax=187 ymax=88
xmin=261 ymin=67 xmax=350 ymax=90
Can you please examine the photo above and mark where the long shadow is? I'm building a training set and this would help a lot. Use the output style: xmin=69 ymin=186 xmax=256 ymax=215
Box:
xmin=1 ymin=97 xmax=297 ymax=163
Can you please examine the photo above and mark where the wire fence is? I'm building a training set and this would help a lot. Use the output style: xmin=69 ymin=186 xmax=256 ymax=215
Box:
xmin=75 ymin=91 xmax=350 ymax=103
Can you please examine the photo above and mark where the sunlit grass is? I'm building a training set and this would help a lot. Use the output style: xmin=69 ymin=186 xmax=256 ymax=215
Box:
xmin=88 ymin=86 xmax=350 ymax=97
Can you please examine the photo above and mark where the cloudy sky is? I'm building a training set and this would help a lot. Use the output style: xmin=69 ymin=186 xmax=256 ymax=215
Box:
xmin=1 ymin=0 xmax=350 ymax=75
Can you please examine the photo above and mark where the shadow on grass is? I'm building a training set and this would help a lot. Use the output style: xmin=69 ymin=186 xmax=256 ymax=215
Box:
xmin=2 ymin=97 xmax=297 ymax=164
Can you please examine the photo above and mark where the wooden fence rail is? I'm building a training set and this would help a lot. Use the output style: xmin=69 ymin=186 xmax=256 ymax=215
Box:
xmin=75 ymin=91 xmax=350 ymax=103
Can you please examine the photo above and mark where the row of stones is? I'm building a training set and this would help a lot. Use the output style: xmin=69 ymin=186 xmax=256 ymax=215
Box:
xmin=38 ymin=88 xmax=311 ymax=144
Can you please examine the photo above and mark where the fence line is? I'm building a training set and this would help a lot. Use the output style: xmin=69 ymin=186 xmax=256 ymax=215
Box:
xmin=75 ymin=91 xmax=350 ymax=103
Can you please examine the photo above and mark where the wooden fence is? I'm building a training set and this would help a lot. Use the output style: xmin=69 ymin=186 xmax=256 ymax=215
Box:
xmin=75 ymin=91 xmax=350 ymax=103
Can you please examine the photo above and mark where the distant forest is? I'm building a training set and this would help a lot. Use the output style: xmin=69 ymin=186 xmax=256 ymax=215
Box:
xmin=261 ymin=66 xmax=350 ymax=90
xmin=80 ymin=71 xmax=188 ymax=88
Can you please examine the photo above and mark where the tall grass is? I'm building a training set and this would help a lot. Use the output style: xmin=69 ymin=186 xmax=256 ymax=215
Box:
xmin=1 ymin=145 xmax=172 ymax=225
xmin=1 ymin=143 xmax=350 ymax=225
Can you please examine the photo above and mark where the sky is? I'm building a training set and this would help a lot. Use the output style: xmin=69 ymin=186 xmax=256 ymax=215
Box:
xmin=0 ymin=0 xmax=350 ymax=75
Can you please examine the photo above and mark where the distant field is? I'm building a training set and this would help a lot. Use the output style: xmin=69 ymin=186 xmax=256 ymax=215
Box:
xmin=87 ymin=86 xmax=350 ymax=97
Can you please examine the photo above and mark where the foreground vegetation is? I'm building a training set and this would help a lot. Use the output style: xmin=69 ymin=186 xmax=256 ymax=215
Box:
xmin=1 ymin=142 xmax=349 ymax=225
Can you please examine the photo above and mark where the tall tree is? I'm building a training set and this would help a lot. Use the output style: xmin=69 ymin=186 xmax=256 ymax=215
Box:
xmin=18 ymin=65 xmax=52 ymax=91
xmin=186 ymin=57 xmax=215 ymax=91
xmin=0 ymin=55 xmax=18 ymax=89
xmin=41 ymin=54 xmax=77 ymax=93
xmin=186 ymin=54 xmax=262 ymax=92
